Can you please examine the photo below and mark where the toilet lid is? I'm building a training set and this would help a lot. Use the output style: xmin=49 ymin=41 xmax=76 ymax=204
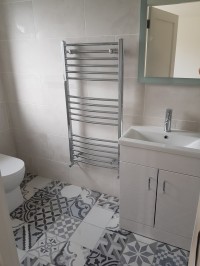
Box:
xmin=0 ymin=154 xmax=24 ymax=177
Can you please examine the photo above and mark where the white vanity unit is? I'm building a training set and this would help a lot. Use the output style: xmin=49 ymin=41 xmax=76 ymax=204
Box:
xmin=119 ymin=126 xmax=200 ymax=250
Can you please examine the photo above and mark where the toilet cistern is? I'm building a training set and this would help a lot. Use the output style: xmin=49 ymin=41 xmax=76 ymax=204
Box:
xmin=164 ymin=108 xmax=173 ymax=132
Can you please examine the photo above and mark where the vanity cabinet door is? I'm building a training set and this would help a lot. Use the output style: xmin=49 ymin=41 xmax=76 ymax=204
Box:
xmin=120 ymin=162 xmax=158 ymax=227
xmin=155 ymin=170 xmax=200 ymax=238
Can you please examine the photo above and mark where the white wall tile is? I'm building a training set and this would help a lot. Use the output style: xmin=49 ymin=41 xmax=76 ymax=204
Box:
xmin=2 ymin=73 xmax=43 ymax=105
xmin=0 ymin=1 xmax=35 ymax=40
xmin=123 ymin=114 xmax=142 ymax=133
xmin=0 ymin=79 xmax=6 ymax=103
xmin=116 ymin=35 xmax=139 ymax=78
xmin=0 ymin=130 xmax=16 ymax=156
xmin=17 ymin=152 xmax=34 ymax=173
xmin=69 ymin=164 xmax=118 ymax=196
xmin=123 ymin=78 xmax=145 ymax=116
xmin=33 ymin=157 xmax=70 ymax=182
xmin=0 ymin=40 xmax=39 ymax=74
xmin=33 ymin=0 xmax=85 ymax=39
xmin=0 ymin=103 xmax=10 ymax=131
xmin=47 ymin=134 xmax=69 ymax=163
xmin=144 ymin=85 xmax=200 ymax=123
xmin=0 ymin=0 xmax=31 ymax=3
xmin=9 ymin=102 xmax=47 ymax=134
xmin=85 ymin=0 xmax=140 ymax=36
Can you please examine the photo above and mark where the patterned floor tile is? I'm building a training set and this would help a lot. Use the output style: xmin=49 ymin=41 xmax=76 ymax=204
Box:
xmin=69 ymin=198 xmax=92 ymax=220
xmin=95 ymin=194 xmax=119 ymax=212
xmin=28 ymin=176 xmax=53 ymax=190
xmin=55 ymin=182 xmax=70 ymax=192
xmin=47 ymin=213 xmax=81 ymax=240
xmin=29 ymin=190 xmax=55 ymax=207
xmin=10 ymin=218 xmax=26 ymax=231
xmin=94 ymin=230 xmax=128 ymax=261
xmin=79 ymin=188 xmax=101 ymax=206
xmin=28 ymin=232 xmax=66 ymax=264
xmin=14 ymin=223 xmax=44 ymax=251
xmin=10 ymin=199 xmax=40 ymax=222
xmin=60 ymin=185 xmax=82 ymax=201
xmin=21 ymin=184 xmax=39 ymax=201
xmin=53 ymin=241 xmax=90 ymax=266
xmin=152 ymin=243 xmax=189 ymax=266
xmin=21 ymin=253 xmax=54 ymax=266
xmin=85 ymin=250 xmax=119 ymax=266
xmin=120 ymin=234 xmax=157 ymax=266
xmin=106 ymin=213 xmax=131 ymax=236
xmin=20 ymin=173 xmax=37 ymax=188
xmin=28 ymin=193 xmax=73 ymax=231
xmin=17 ymin=248 xmax=27 ymax=262
xmin=41 ymin=181 xmax=62 ymax=195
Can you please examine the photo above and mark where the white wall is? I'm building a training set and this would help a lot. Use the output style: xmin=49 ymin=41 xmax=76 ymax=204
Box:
xmin=0 ymin=0 xmax=200 ymax=196
xmin=174 ymin=16 xmax=200 ymax=78
xmin=0 ymin=77 xmax=16 ymax=156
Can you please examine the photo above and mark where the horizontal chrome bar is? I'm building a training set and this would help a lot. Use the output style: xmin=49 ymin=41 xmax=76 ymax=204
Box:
xmin=69 ymin=95 xmax=118 ymax=102
xmin=67 ymin=49 xmax=118 ymax=54
xmin=72 ymin=134 xmax=118 ymax=143
xmin=73 ymin=144 xmax=118 ymax=155
xmin=73 ymin=139 xmax=118 ymax=149
xmin=66 ymin=70 xmax=118 ymax=75
xmin=76 ymin=155 xmax=116 ymax=165
xmin=66 ymin=57 xmax=118 ymax=61
xmin=70 ymin=107 xmax=118 ymax=115
xmin=65 ymin=42 xmax=118 ymax=46
xmin=74 ymin=159 xmax=118 ymax=169
xmin=69 ymin=101 xmax=118 ymax=108
xmin=71 ymin=118 xmax=118 ymax=126
xmin=73 ymin=149 xmax=118 ymax=160
xmin=67 ymin=77 xmax=118 ymax=82
xmin=70 ymin=112 xmax=118 ymax=121
xmin=66 ymin=64 xmax=118 ymax=68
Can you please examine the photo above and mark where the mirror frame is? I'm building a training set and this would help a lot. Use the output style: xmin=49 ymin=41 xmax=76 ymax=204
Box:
xmin=138 ymin=0 xmax=200 ymax=86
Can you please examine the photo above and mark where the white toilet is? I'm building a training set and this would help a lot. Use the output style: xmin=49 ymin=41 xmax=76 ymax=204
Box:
xmin=0 ymin=154 xmax=25 ymax=212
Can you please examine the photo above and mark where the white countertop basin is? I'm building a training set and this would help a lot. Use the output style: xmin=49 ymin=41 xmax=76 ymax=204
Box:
xmin=119 ymin=126 xmax=200 ymax=158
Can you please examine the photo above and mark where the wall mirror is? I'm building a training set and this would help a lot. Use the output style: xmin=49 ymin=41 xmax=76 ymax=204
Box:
xmin=138 ymin=0 xmax=200 ymax=85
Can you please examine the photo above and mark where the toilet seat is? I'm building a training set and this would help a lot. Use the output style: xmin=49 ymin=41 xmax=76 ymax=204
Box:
xmin=0 ymin=154 xmax=24 ymax=177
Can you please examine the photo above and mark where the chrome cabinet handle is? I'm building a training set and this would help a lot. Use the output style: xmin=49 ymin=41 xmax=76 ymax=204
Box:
xmin=163 ymin=181 xmax=166 ymax=193
xmin=195 ymin=231 xmax=200 ymax=266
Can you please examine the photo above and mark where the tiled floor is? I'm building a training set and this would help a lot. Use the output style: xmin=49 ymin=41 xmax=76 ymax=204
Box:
xmin=11 ymin=173 xmax=189 ymax=266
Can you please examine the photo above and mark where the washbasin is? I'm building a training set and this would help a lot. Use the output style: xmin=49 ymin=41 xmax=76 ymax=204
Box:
xmin=119 ymin=126 xmax=200 ymax=158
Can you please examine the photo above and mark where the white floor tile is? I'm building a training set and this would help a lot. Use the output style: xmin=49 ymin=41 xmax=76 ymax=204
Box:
xmin=70 ymin=222 xmax=104 ymax=250
xmin=28 ymin=176 xmax=52 ymax=189
xmin=83 ymin=206 xmax=114 ymax=228
xmin=17 ymin=248 xmax=26 ymax=262
xmin=61 ymin=185 xmax=82 ymax=199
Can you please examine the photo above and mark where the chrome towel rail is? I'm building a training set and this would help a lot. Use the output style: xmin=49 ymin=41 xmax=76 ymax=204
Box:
xmin=69 ymin=95 xmax=118 ymax=102
xmin=72 ymin=134 xmax=118 ymax=143
xmin=67 ymin=49 xmax=118 ymax=54
xmin=66 ymin=64 xmax=118 ymax=67
xmin=61 ymin=39 xmax=124 ymax=170
xmin=67 ymin=77 xmax=118 ymax=82
xmin=66 ymin=57 xmax=118 ymax=61
xmin=65 ymin=42 xmax=118 ymax=46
